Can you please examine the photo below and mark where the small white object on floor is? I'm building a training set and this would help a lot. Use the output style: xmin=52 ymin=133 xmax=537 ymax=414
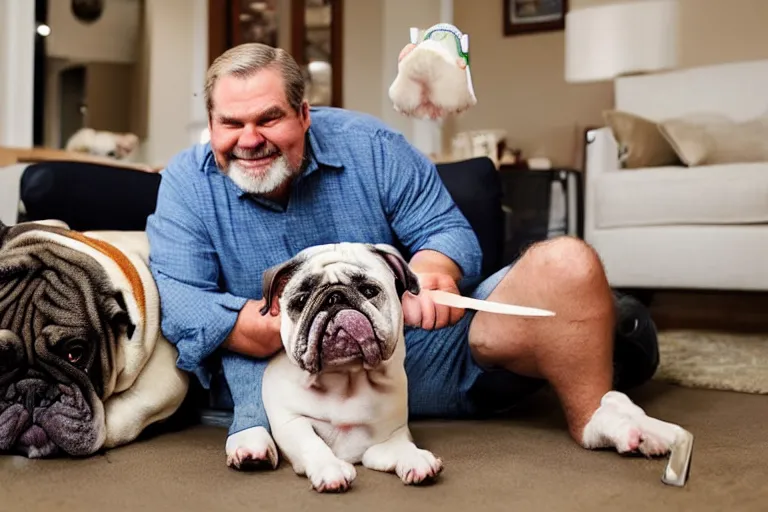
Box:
xmin=662 ymin=429 xmax=694 ymax=487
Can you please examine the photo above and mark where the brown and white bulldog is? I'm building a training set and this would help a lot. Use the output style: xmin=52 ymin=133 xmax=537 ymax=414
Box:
xmin=0 ymin=220 xmax=189 ymax=458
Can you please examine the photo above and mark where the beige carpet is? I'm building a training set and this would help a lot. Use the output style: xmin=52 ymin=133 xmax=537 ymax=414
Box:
xmin=2 ymin=382 xmax=767 ymax=511
xmin=655 ymin=330 xmax=768 ymax=394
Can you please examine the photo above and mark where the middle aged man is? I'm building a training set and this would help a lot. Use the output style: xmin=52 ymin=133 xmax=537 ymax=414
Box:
xmin=146 ymin=42 xmax=678 ymax=469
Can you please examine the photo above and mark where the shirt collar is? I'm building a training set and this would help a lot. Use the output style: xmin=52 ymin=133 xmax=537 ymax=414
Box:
xmin=301 ymin=117 xmax=344 ymax=178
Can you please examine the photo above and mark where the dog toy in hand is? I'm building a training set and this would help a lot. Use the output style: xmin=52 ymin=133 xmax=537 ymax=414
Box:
xmin=388 ymin=23 xmax=477 ymax=121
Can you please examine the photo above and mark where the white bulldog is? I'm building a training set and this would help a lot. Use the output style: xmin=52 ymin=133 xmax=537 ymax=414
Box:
xmin=258 ymin=243 xmax=443 ymax=492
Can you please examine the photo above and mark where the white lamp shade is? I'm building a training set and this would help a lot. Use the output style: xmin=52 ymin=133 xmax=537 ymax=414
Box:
xmin=565 ymin=0 xmax=679 ymax=83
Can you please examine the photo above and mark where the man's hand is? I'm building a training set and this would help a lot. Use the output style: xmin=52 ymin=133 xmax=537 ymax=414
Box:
xmin=402 ymin=250 xmax=466 ymax=330
xmin=222 ymin=299 xmax=283 ymax=358
xmin=402 ymin=272 xmax=465 ymax=330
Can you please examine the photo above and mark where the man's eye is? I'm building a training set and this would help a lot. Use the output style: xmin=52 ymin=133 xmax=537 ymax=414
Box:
xmin=259 ymin=117 xmax=281 ymax=127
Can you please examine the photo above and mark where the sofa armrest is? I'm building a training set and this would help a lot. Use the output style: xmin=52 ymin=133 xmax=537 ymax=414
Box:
xmin=585 ymin=127 xmax=620 ymax=178
xmin=584 ymin=127 xmax=619 ymax=241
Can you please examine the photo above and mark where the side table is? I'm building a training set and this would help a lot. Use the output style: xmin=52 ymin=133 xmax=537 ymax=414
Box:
xmin=496 ymin=166 xmax=584 ymax=265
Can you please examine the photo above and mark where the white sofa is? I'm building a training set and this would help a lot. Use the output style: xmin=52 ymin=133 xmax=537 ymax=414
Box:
xmin=584 ymin=59 xmax=768 ymax=292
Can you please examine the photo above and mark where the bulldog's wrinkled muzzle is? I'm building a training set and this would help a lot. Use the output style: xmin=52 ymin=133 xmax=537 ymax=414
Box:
xmin=300 ymin=289 xmax=383 ymax=373
xmin=1 ymin=372 xmax=104 ymax=458
xmin=320 ymin=309 xmax=380 ymax=367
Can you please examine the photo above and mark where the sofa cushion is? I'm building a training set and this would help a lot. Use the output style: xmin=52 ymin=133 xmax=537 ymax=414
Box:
xmin=659 ymin=113 xmax=768 ymax=166
xmin=603 ymin=110 xmax=682 ymax=169
xmin=594 ymin=162 xmax=768 ymax=228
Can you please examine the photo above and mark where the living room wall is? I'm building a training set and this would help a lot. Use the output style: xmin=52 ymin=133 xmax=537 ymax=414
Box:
xmin=445 ymin=0 xmax=768 ymax=169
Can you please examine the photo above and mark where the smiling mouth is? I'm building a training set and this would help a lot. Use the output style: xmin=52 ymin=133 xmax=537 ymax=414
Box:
xmin=235 ymin=153 xmax=278 ymax=167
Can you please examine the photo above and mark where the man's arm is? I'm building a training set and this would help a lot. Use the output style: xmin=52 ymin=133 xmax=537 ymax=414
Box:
xmin=145 ymin=153 xmax=280 ymax=377
xmin=374 ymin=130 xmax=483 ymax=283
xmin=373 ymin=130 xmax=483 ymax=329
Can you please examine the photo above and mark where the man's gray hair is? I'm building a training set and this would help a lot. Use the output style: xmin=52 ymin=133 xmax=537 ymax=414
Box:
xmin=204 ymin=43 xmax=305 ymax=115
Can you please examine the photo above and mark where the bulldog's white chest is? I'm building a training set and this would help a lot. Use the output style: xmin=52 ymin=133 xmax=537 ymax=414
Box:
xmin=263 ymin=353 xmax=408 ymax=464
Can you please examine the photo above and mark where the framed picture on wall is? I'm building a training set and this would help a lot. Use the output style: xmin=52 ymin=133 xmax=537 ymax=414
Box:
xmin=504 ymin=0 xmax=568 ymax=36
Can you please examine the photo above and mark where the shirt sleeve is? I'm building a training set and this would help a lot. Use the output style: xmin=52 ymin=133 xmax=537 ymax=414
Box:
xmin=374 ymin=130 xmax=483 ymax=287
xmin=145 ymin=152 xmax=248 ymax=377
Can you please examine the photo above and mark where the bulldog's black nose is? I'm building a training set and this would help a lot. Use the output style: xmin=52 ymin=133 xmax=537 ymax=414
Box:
xmin=16 ymin=379 xmax=58 ymax=413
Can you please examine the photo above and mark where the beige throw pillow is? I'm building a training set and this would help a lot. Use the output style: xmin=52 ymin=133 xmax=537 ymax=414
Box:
xmin=659 ymin=113 xmax=768 ymax=166
xmin=603 ymin=110 xmax=681 ymax=169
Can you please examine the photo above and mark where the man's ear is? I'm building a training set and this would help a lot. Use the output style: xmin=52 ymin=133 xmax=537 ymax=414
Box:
xmin=366 ymin=243 xmax=421 ymax=297
xmin=260 ymin=256 xmax=305 ymax=316
xmin=300 ymin=100 xmax=311 ymax=127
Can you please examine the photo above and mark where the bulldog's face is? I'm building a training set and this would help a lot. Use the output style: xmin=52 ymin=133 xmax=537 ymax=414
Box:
xmin=0 ymin=222 xmax=134 ymax=458
xmin=261 ymin=243 xmax=420 ymax=374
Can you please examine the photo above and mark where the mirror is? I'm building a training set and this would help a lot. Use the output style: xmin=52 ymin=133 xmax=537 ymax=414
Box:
xmin=235 ymin=0 xmax=280 ymax=47
xmin=211 ymin=0 xmax=343 ymax=108
xmin=35 ymin=0 xmax=144 ymax=160
xmin=293 ymin=0 xmax=337 ymax=106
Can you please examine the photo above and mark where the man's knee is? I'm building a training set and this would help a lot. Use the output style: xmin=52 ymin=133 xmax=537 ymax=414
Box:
xmin=523 ymin=236 xmax=607 ymax=290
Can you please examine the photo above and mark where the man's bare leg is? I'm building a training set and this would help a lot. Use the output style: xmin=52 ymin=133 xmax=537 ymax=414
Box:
xmin=468 ymin=236 xmax=679 ymax=453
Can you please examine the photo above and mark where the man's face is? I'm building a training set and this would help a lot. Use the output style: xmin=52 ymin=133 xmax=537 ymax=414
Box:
xmin=208 ymin=67 xmax=311 ymax=196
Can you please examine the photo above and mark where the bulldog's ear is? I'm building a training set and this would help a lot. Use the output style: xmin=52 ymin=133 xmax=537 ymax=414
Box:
xmin=0 ymin=220 xmax=9 ymax=248
xmin=105 ymin=291 xmax=136 ymax=339
xmin=260 ymin=257 xmax=304 ymax=316
xmin=367 ymin=244 xmax=421 ymax=296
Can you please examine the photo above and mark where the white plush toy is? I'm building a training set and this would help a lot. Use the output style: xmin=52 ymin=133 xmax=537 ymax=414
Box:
xmin=389 ymin=23 xmax=477 ymax=120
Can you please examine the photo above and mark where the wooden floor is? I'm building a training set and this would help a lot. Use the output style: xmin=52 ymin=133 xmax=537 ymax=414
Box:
xmin=645 ymin=290 xmax=768 ymax=333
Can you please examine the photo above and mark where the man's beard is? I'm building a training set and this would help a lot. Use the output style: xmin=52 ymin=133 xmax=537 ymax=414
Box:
xmin=223 ymin=146 xmax=296 ymax=195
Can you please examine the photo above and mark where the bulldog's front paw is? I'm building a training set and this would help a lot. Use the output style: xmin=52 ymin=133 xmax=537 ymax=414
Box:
xmin=395 ymin=448 xmax=443 ymax=485
xmin=225 ymin=426 xmax=278 ymax=470
xmin=582 ymin=391 xmax=682 ymax=457
xmin=307 ymin=458 xmax=357 ymax=493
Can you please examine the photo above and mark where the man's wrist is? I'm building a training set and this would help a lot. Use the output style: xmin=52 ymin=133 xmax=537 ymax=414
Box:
xmin=222 ymin=299 xmax=278 ymax=357
xmin=409 ymin=249 xmax=463 ymax=282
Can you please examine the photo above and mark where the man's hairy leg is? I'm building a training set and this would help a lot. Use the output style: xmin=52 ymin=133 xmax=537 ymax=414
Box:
xmin=467 ymin=237 xmax=681 ymax=456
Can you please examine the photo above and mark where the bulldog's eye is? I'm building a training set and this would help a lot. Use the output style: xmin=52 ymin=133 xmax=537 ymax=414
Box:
xmin=63 ymin=339 xmax=88 ymax=366
xmin=359 ymin=285 xmax=380 ymax=300
xmin=290 ymin=293 xmax=309 ymax=311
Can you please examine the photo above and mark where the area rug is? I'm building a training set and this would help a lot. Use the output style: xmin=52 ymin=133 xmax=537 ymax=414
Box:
xmin=654 ymin=329 xmax=768 ymax=394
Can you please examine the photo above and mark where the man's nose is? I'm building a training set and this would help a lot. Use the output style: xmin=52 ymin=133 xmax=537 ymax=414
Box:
xmin=238 ymin=124 xmax=265 ymax=147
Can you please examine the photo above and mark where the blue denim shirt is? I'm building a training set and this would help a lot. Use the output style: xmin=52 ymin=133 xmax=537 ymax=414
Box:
xmin=145 ymin=107 xmax=483 ymax=385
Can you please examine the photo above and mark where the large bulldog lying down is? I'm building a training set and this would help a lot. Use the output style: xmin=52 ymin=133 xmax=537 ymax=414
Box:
xmin=0 ymin=220 xmax=189 ymax=458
